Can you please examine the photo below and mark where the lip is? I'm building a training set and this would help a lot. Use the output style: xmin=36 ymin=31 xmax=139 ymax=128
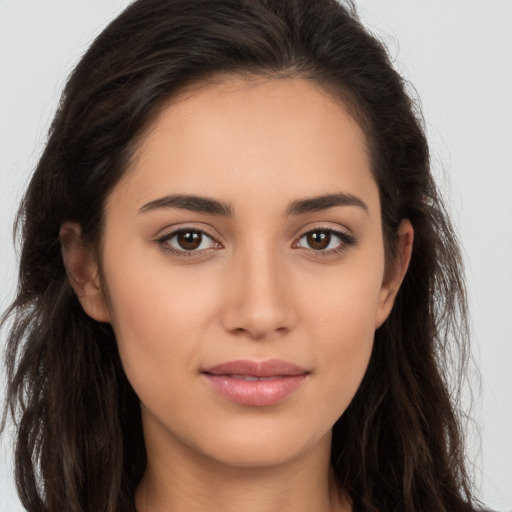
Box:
xmin=201 ymin=359 xmax=309 ymax=407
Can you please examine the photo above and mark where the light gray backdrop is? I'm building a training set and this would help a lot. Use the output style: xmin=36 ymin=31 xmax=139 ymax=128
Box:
xmin=1 ymin=1 xmax=511 ymax=511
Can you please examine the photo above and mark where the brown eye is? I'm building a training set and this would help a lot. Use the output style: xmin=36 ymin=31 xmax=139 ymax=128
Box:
xmin=158 ymin=229 xmax=218 ymax=254
xmin=306 ymin=231 xmax=332 ymax=250
xmin=177 ymin=231 xmax=202 ymax=250
xmin=296 ymin=228 xmax=356 ymax=254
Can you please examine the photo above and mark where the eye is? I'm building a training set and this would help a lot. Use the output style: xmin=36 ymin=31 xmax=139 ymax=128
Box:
xmin=156 ymin=228 xmax=220 ymax=255
xmin=295 ymin=228 xmax=356 ymax=254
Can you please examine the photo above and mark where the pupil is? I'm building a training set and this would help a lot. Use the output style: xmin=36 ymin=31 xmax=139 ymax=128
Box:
xmin=307 ymin=231 xmax=330 ymax=250
xmin=178 ymin=231 xmax=201 ymax=250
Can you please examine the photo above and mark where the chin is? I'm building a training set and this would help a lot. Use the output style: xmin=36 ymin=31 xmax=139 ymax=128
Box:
xmin=194 ymin=422 xmax=332 ymax=470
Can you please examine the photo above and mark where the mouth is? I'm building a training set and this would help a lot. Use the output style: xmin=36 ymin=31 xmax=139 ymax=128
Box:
xmin=220 ymin=375 xmax=285 ymax=381
xmin=201 ymin=359 xmax=310 ymax=407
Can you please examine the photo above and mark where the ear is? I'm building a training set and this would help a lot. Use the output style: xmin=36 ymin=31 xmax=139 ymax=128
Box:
xmin=60 ymin=222 xmax=111 ymax=323
xmin=375 ymin=219 xmax=414 ymax=329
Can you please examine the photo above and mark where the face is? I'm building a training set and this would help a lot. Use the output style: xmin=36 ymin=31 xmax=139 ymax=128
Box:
xmin=64 ymin=77 xmax=410 ymax=470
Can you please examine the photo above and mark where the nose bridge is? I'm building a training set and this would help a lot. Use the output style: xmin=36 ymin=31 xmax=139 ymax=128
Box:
xmin=222 ymin=240 xmax=294 ymax=339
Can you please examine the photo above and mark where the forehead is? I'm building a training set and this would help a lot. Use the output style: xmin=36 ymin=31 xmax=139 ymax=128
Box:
xmin=109 ymin=77 xmax=378 ymax=216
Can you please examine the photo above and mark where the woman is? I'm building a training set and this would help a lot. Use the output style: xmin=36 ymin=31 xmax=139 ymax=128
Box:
xmin=1 ymin=0 xmax=485 ymax=510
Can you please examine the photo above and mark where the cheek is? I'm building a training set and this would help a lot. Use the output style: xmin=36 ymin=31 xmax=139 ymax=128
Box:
xmin=314 ymin=314 xmax=375 ymax=426
xmin=101 ymin=249 xmax=221 ymax=400
xmin=301 ymin=254 xmax=384 ymax=343
xmin=300 ymin=258 xmax=384 ymax=412
xmin=104 ymin=231 xmax=220 ymax=332
xmin=316 ymin=297 xmax=375 ymax=400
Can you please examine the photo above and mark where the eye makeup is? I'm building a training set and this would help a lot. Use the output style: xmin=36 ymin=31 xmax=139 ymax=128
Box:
xmin=154 ymin=224 xmax=358 ymax=259
xmin=293 ymin=227 xmax=357 ymax=258
xmin=155 ymin=227 xmax=222 ymax=257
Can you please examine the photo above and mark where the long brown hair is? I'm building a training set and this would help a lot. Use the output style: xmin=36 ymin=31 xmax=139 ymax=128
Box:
xmin=2 ymin=1 xmax=478 ymax=511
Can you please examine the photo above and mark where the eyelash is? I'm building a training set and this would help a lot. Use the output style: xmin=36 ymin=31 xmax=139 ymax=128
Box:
xmin=155 ymin=228 xmax=220 ymax=257
xmin=155 ymin=226 xmax=357 ymax=258
xmin=294 ymin=227 xmax=357 ymax=257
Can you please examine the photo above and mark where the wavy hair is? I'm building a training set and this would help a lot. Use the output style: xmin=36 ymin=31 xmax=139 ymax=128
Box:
xmin=2 ymin=0 xmax=477 ymax=511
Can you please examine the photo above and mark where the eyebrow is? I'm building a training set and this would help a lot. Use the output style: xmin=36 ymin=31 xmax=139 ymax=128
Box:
xmin=139 ymin=192 xmax=367 ymax=216
xmin=285 ymin=193 xmax=368 ymax=216
xmin=139 ymin=194 xmax=233 ymax=216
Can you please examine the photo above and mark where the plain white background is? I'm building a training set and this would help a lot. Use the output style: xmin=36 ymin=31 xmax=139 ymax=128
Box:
xmin=1 ymin=1 xmax=511 ymax=511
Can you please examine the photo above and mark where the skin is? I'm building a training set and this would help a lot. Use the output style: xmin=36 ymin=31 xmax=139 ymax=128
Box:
xmin=61 ymin=77 xmax=413 ymax=512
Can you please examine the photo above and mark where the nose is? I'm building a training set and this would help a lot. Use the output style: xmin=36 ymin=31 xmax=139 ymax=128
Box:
xmin=221 ymin=247 xmax=296 ymax=340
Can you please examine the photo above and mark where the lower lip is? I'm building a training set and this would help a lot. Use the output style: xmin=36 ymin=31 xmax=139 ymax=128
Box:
xmin=202 ymin=374 xmax=308 ymax=406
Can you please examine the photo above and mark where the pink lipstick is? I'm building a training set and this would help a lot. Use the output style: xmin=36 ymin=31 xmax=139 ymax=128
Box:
xmin=201 ymin=359 xmax=309 ymax=406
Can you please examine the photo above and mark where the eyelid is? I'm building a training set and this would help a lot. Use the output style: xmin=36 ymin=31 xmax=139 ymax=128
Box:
xmin=153 ymin=222 xmax=357 ymax=258
xmin=292 ymin=225 xmax=357 ymax=255
xmin=293 ymin=222 xmax=355 ymax=241
xmin=154 ymin=225 xmax=223 ymax=256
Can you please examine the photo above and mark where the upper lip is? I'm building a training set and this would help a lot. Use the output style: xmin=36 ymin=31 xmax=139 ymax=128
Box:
xmin=202 ymin=359 xmax=309 ymax=377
